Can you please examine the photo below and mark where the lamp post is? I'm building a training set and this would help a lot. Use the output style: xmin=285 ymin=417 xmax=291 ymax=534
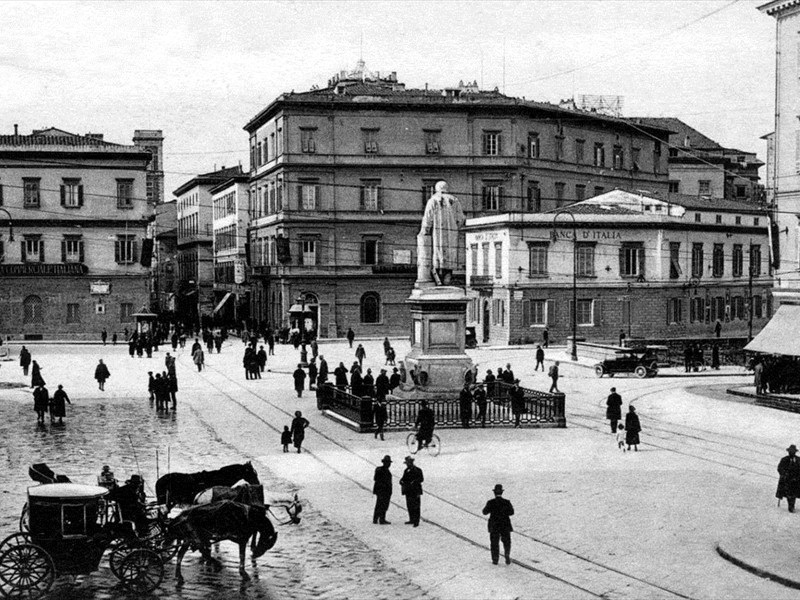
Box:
xmin=0 ymin=208 xmax=14 ymax=242
xmin=553 ymin=209 xmax=578 ymax=361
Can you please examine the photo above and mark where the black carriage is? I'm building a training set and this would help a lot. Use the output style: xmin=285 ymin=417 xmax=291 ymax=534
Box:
xmin=0 ymin=483 xmax=164 ymax=598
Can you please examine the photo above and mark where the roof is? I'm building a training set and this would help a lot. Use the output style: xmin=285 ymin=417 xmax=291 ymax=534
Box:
xmin=0 ymin=127 xmax=122 ymax=148
xmin=544 ymin=203 xmax=640 ymax=216
xmin=745 ymin=305 xmax=800 ymax=355
xmin=209 ymin=175 xmax=250 ymax=196
xmin=173 ymin=166 xmax=244 ymax=197
xmin=629 ymin=117 xmax=723 ymax=150
xmin=28 ymin=483 xmax=109 ymax=499
xmin=758 ymin=0 xmax=800 ymax=16
xmin=667 ymin=193 xmax=766 ymax=214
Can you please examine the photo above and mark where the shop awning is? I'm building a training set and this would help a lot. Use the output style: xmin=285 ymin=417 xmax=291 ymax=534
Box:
xmin=212 ymin=292 xmax=233 ymax=315
xmin=745 ymin=305 xmax=800 ymax=356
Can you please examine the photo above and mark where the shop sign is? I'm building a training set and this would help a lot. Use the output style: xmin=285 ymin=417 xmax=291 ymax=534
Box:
xmin=234 ymin=260 xmax=246 ymax=284
xmin=90 ymin=281 xmax=111 ymax=295
xmin=0 ymin=263 xmax=88 ymax=276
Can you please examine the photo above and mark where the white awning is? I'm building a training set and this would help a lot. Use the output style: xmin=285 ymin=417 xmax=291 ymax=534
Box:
xmin=212 ymin=292 xmax=233 ymax=315
xmin=745 ymin=305 xmax=800 ymax=356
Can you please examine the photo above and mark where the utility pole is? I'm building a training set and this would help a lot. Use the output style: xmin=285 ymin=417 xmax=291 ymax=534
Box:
xmin=747 ymin=238 xmax=754 ymax=341
xmin=553 ymin=209 xmax=578 ymax=361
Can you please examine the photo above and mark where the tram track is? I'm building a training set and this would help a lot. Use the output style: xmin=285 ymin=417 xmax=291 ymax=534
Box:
xmin=184 ymin=357 xmax=697 ymax=600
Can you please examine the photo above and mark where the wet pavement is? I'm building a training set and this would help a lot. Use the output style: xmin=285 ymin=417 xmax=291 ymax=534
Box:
xmin=0 ymin=388 xmax=433 ymax=599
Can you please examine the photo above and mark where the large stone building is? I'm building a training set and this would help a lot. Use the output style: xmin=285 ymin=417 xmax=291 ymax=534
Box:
xmin=244 ymin=63 xmax=672 ymax=338
xmin=174 ymin=166 xmax=243 ymax=328
xmin=632 ymin=117 xmax=763 ymax=203
xmin=0 ymin=127 xmax=153 ymax=339
xmin=465 ymin=190 xmax=773 ymax=345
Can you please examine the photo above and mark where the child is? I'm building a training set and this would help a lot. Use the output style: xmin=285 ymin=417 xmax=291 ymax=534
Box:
xmin=615 ymin=423 xmax=626 ymax=453
xmin=281 ymin=426 xmax=292 ymax=453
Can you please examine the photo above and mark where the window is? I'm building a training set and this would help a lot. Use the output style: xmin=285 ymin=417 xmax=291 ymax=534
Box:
xmin=593 ymin=143 xmax=605 ymax=167
xmin=555 ymin=136 xmax=564 ymax=161
xmin=731 ymin=296 xmax=744 ymax=320
xmin=691 ymin=243 xmax=704 ymax=278
xmin=736 ymin=185 xmax=747 ymax=198
xmin=575 ymin=185 xmax=586 ymax=202
xmin=710 ymin=296 xmax=725 ymax=322
xmin=362 ymin=238 xmax=381 ymax=265
xmin=66 ymin=303 xmax=80 ymax=324
xmin=754 ymin=217 xmax=760 ymax=227
xmin=712 ymin=244 xmax=724 ymax=278
xmin=750 ymin=244 xmax=762 ymax=276
xmin=524 ymin=299 xmax=547 ymax=326
xmin=421 ymin=180 xmax=438 ymax=209
xmin=555 ymin=182 xmax=565 ymax=204
xmin=23 ymin=178 xmax=40 ymax=207
xmin=653 ymin=141 xmax=662 ymax=174
xmin=732 ymin=244 xmax=743 ymax=278
xmin=481 ymin=243 xmax=489 ymax=275
xmin=424 ymin=130 xmax=441 ymax=154
xmin=715 ymin=214 xmax=722 ymax=224
xmin=298 ymin=183 xmax=318 ymax=211
xmin=300 ymin=239 xmax=316 ymax=266
xmin=753 ymin=295 xmax=763 ymax=319
xmin=527 ymin=182 xmax=541 ymax=212
xmin=300 ymin=128 xmax=317 ymax=153
xmin=482 ymin=131 xmax=502 ymax=156
xmin=23 ymin=237 xmax=43 ymax=263
xmin=528 ymin=243 xmax=548 ymax=277
xmin=116 ymin=179 xmax=134 ymax=209
xmin=620 ymin=243 xmax=644 ymax=278
xmin=23 ymin=295 xmax=43 ymax=324
xmin=695 ymin=213 xmax=702 ymax=223
xmin=120 ymin=303 xmax=134 ymax=323
xmin=669 ymin=242 xmax=681 ymax=279
xmin=577 ymin=299 xmax=594 ymax=325
xmin=492 ymin=298 xmax=505 ymax=326
xmin=735 ymin=216 xmax=742 ymax=225
xmin=360 ymin=180 xmax=382 ymax=211
xmin=481 ymin=183 xmax=503 ymax=211
xmin=62 ymin=237 xmax=83 ymax=263
xmin=362 ymin=129 xmax=379 ymax=154
xmin=689 ymin=297 xmax=704 ymax=323
xmin=60 ymin=179 xmax=83 ymax=207
xmin=575 ymin=139 xmax=585 ymax=163
xmin=593 ymin=186 xmax=605 ymax=197
xmin=494 ymin=242 xmax=502 ymax=278
xmin=631 ymin=147 xmax=641 ymax=171
xmin=667 ymin=298 xmax=683 ymax=324
xmin=612 ymin=145 xmax=624 ymax=169
xmin=528 ymin=133 xmax=540 ymax=158
xmin=360 ymin=292 xmax=381 ymax=324
xmin=698 ymin=180 xmax=711 ymax=196
xmin=669 ymin=180 xmax=680 ymax=193
xmin=270 ymin=132 xmax=276 ymax=158
xmin=576 ymin=243 xmax=595 ymax=277
xmin=470 ymin=244 xmax=478 ymax=275
xmin=115 ymin=235 xmax=136 ymax=264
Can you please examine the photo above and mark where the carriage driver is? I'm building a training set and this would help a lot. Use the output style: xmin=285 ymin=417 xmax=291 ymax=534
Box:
xmin=110 ymin=474 xmax=148 ymax=534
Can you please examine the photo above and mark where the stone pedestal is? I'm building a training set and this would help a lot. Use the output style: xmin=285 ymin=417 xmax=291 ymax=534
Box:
xmin=394 ymin=284 xmax=473 ymax=399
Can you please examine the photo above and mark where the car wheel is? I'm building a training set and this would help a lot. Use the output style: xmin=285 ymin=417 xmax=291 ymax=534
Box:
xmin=634 ymin=366 xmax=647 ymax=378
xmin=594 ymin=365 xmax=604 ymax=378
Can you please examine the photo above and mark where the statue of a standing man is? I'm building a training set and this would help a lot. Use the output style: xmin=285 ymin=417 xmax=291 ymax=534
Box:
xmin=417 ymin=181 xmax=466 ymax=286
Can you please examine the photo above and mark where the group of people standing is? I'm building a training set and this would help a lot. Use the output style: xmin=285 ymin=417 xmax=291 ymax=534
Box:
xmin=147 ymin=352 xmax=179 ymax=411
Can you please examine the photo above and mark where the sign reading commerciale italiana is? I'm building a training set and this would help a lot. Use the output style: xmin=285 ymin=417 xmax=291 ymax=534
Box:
xmin=0 ymin=263 xmax=88 ymax=276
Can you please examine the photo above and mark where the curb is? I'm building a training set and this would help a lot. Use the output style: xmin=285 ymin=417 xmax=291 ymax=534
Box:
xmin=715 ymin=544 xmax=800 ymax=590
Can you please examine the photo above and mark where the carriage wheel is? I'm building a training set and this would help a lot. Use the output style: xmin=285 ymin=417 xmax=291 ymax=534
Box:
xmin=18 ymin=504 xmax=28 ymax=533
xmin=0 ymin=534 xmax=31 ymax=555
xmin=116 ymin=548 xmax=164 ymax=594
xmin=0 ymin=543 xmax=55 ymax=599
xmin=107 ymin=539 xmax=137 ymax=579
xmin=142 ymin=531 xmax=178 ymax=563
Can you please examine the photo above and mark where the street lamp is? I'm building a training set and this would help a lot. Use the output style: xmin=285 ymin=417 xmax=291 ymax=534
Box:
xmin=553 ymin=209 xmax=578 ymax=361
xmin=0 ymin=208 xmax=14 ymax=242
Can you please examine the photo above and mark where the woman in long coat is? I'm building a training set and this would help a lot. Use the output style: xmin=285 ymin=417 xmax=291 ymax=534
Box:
xmin=30 ymin=360 xmax=45 ymax=388
xmin=192 ymin=347 xmax=204 ymax=372
xmin=624 ymin=405 xmax=641 ymax=451
xmin=94 ymin=360 xmax=110 ymax=391
xmin=50 ymin=384 xmax=71 ymax=425
xmin=290 ymin=411 xmax=310 ymax=453
xmin=33 ymin=385 xmax=48 ymax=423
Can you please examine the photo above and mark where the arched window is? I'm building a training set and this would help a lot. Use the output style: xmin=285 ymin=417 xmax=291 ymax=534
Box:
xmin=360 ymin=292 xmax=381 ymax=324
xmin=23 ymin=295 xmax=43 ymax=324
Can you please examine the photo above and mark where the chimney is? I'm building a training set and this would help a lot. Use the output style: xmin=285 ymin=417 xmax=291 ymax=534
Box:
xmin=13 ymin=124 xmax=18 ymax=136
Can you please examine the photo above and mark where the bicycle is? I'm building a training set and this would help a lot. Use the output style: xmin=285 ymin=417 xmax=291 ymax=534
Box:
xmin=406 ymin=431 xmax=441 ymax=457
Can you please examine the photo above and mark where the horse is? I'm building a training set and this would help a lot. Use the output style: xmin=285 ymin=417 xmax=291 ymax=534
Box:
xmin=165 ymin=500 xmax=277 ymax=583
xmin=193 ymin=484 xmax=302 ymax=526
xmin=155 ymin=462 xmax=259 ymax=508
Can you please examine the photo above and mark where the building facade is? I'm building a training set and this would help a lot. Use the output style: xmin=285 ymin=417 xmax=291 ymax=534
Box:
xmin=210 ymin=175 xmax=250 ymax=326
xmin=244 ymin=63 xmax=672 ymax=338
xmin=174 ymin=166 xmax=243 ymax=328
xmin=465 ymin=190 xmax=773 ymax=345
xmin=0 ymin=127 xmax=152 ymax=339
xmin=151 ymin=200 xmax=177 ymax=314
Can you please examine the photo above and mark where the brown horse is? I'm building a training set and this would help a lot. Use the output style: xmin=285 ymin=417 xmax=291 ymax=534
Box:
xmin=166 ymin=500 xmax=276 ymax=583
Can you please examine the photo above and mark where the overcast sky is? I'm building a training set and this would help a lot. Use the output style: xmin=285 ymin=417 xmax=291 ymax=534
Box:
xmin=0 ymin=0 xmax=776 ymax=197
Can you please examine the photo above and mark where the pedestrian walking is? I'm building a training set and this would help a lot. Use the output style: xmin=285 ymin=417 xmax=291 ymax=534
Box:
xmin=355 ymin=343 xmax=366 ymax=368
xmin=192 ymin=346 xmax=205 ymax=372
xmin=754 ymin=360 xmax=765 ymax=395
xmin=351 ymin=367 xmax=363 ymax=397
xmin=542 ymin=327 xmax=549 ymax=348
xmin=50 ymin=384 xmax=71 ymax=425
xmin=389 ymin=367 xmax=401 ymax=392
xmin=373 ymin=455 xmax=393 ymax=524
xmin=267 ymin=330 xmax=275 ymax=356
xmin=459 ymin=383 xmax=473 ymax=428
xmin=171 ymin=331 xmax=179 ymax=351
xmin=399 ymin=456 xmax=424 ymax=527
xmin=363 ymin=368 xmax=375 ymax=398
xmin=376 ymin=369 xmax=390 ymax=402
xmin=334 ymin=362 xmax=349 ymax=390
xmin=474 ymin=384 xmax=488 ymax=427
xmin=165 ymin=353 xmax=176 ymax=376
xmin=387 ymin=347 xmax=396 ymax=366
xmin=293 ymin=364 xmax=306 ymax=398
xmin=281 ymin=426 xmax=292 ymax=452
xmin=482 ymin=484 xmax=514 ymax=565
xmin=619 ymin=329 xmax=626 ymax=347
xmin=19 ymin=346 xmax=31 ymax=376
xmin=484 ymin=369 xmax=496 ymax=398
xmin=615 ymin=424 xmax=626 ymax=452
xmin=535 ymin=345 xmax=545 ymax=372
xmin=373 ymin=399 xmax=388 ymax=440
xmin=606 ymin=387 xmax=622 ymax=433
xmin=101 ymin=328 xmax=107 ymax=345
xmin=94 ymin=359 xmax=110 ymax=391
xmin=112 ymin=332 xmax=118 ymax=345
xmin=307 ymin=358 xmax=317 ymax=391
xmin=290 ymin=411 xmax=310 ymax=453
xmin=33 ymin=384 xmax=49 ymax=424
xmin=625 ymin=405 xmax=641 ymax=451
xmin=310 ymin=339 xmax=318 ymax=360
xmin=30 ymin=360 xmax=45 ymax=388
xmin=257 ymin=345 xmax=268 ymax=373
xmin=777 ymin=444 xmax=800 ymax=512
xmin=711 ymin=344 xmax=720 ymax=370
xmin=214 ymin=331 xmax=223 ymax=353
xmin=147 ymin=371 xmax=155 ymax=401
xmin=714 ymin=319 xmax=722 ymax=338
xmin=510 ymin=380 xmax=525 ymax=428
xmin=167 ymin=372 xmax=178 ymax=410
xmin=128 ymin=337 xmax=136 ymax=358
xmin=548 ymin=361 xmax=560 ymax=393
xmin=318 ymin=355 xmax=329 ymax=385
xmin=347 ymin=327 xmax=355 ymax=348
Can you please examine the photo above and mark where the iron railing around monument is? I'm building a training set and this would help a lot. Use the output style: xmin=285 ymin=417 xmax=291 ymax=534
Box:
xmin=317 ymin=381 xmax=566 ymax=432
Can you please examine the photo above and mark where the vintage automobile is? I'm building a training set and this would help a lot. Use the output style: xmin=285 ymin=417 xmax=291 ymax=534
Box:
xmin=594 ymin=347 xmax=664 ymax=378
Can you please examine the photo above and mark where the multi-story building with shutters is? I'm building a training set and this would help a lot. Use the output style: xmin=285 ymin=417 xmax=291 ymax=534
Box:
xmin=244 ymin=62 xmax=671 ymax=338
xmin=0 ymin=126 xmax=153 ymax=339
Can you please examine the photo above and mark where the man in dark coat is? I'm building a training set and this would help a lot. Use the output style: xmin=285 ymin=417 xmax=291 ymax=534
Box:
xmin=257 ymin=345 xmax=268 ymax=373
xmin=293 ymin=364 xmax=307 ymax=398
xmin=483 ymin=484 xmax=514 ymax=565
xmin=502 ymin=364 xmax=515 ymax=384
xmin=33 ymin=385 xmax=49 ymax=424
xmin=510 ymin=381 xmax=525 ymax=428
xmin=535 ymin=345 xmax=545 ymax=372
xmin=414 ymin=400 xmax=435 ymax=452
xmin=375 ymin=369 xmax=390 ymax=402
xmin=373 ymin=455 xmax=393 ymax=524
xmin=50 ymin=384 xmax=71 ymax=425
xmin=362 ymin=368 xmax=375 ymax=398
xmin=167 ymin=372 xmax=178 ymax=410
xmin=94 ymin=359 xmax=110 ymax=391
xmin=101 ymin=328 xmax=107 ymax=345
xmin=334 ymin=362 xmax=349 ymax=390
xmin=317 ymin=355 xmax=329 ymax=385
xmin=290 ymin=411 xmax=310 ymax=453
xmin=389 ymin=367 xmax=401 ymax=392
xmin=30 ymin=360 xmax=45 ymax=388
xmin=484 ymin=369 xmax=496 ymax=398
xmin=355 ymin=343 xmax=366 ymax=368
xmin=459 ymin=384 xmax=473 ymax=428
xmin=606 ymin=387 xmax=623 ymax=433
xmin=307 ymin=359 xmax=317 ymax=391
xmin=474 ymin=385 xmax=488 ymax=427
xmin=346 ymin=327 xmax=355 ymax=348
xmin=350 ymin=367 xmax=363 ymax=397
xmin=548 ymin=361 xmax=560 ymax=393
xmin=147 ymin=371 xmax=155 ymax=402
xmin=399 ymin=456 xmax=424 ymax=527
xmin=777 ymin=444 xmax=800 ymax=512
xmin=19 ymin=346 xmax=31 ymax=376
xmin=373 ymin=399 xmax=388 ymax=441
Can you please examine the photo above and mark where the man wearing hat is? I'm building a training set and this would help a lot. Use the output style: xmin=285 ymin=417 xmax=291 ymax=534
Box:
xmin=777 ymin=444 xmax=800 ymax=512
xmin=482 ymin=484 xmax=515 ymax=565
xmin=399 ymin=456 xmax=424 ymax=526
xmin=373 ymin=455 xmax=393 ymax=524
xmin=510 ymin=380 xmax=525 ymax=428
xmin=606 ymin=387 xmax=623 ymax=433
